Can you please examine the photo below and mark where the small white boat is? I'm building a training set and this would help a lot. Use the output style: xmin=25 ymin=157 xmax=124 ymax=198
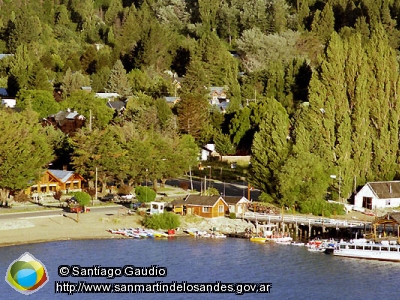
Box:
xmin=291 ymin=242 xmax=305 ymax=246
xmin=211 ymin=233 xmax=226 ymax=238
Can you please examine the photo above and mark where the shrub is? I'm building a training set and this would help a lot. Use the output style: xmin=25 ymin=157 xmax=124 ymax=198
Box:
xmin=14 ymin=192 xmax=30 ymax=203
xmin=73 ymin=191 xmax=91 ymax=207
xmin=299 ymin=199 xmax=345 ymax=216
xmin=118 ymin=184 xmax=132 ymax=195
xmin=142 ymin=212 xmax=180 ymax=230
xmin=229 ymin=212 xmax=236 ymax=219
xmin=135 ymin=186 xmax=156 ymax=203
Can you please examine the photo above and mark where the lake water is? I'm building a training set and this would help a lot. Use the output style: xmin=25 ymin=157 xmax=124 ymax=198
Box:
xmin=0 ymin=237 xmax=399 ymax=299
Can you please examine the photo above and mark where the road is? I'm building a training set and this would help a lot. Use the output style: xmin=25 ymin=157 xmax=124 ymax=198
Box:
xmin=0 ymin=205 xmax=123 ymax=220
xmin=166 ymin=178 xmax=261 ymax=200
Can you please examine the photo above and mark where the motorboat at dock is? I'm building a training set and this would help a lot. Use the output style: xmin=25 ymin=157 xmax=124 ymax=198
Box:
xmin=333 ymin=239 xmax=400 ymax=262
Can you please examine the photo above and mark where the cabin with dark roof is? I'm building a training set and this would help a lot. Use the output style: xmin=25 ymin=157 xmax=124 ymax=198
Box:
xmin=42 ymin=109 xmax=86 ymax=135
xmin=354 ymin=181 xmax=400 ymax=209
xmin=175 ymin=195 xmax=229 ymax=218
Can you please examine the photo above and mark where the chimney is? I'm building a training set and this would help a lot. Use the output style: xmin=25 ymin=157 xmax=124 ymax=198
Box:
xmin=63 ymin=165 xmax=67 ymax=171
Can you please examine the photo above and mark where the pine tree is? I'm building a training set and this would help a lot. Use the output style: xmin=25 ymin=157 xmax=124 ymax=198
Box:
xmin=105 ymin=60 xmax=132 ymax=97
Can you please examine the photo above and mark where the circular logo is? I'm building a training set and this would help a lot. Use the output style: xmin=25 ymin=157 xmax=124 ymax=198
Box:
xmin=5 ymin=252 xmax=48 ymax=295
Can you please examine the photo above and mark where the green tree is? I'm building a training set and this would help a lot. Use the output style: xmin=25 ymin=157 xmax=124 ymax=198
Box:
xmin=0 ymin=110 xmax=53 ymax=203
xmin=135 ymin=186 xmax=156 ymax=203
xmin=105 ymin=60 xmax=131 ymax=97
xmin=61 ymin=69 xmax=91 ymax=97
xmin=249 ymin=98 xmax=291 ymax=197
xmin=214 ymin=130 xmax=236 ymax=155
xmin=310 ymin=3 xmax=335 ymax=43
xmin=28 ymin=64 xmax=54 ymax=92
xmin=5 ymin=7 xmax=43 ymax=52
xmin=176 ymin=93 xmax=209 ymax=141
xmin=8 ymin=45 xmax=35 ymax=96
xmin=16 ymin=90 xmax=60 ymax=119
xmin=70 ymin=126 xmax=127 ymax=192
xmin=61 ymin=91 xmax=114 ymax=129
xmin=277 ymin=152 xmax=330 ymax=208
xmin=73 ymin=191 xmax=91 ymax=207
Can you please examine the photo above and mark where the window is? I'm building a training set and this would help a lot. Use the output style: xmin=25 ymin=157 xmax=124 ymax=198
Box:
xmin=202 ymin=207 xmax=211 ymax=213
xmin=218 ymin=205 xmax=224 ymax=213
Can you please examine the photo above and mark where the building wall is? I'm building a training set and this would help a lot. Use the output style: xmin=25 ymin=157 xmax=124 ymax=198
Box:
xmin=354 ymin=185 xmax=375 ymax=208
xmin=355 ymin=184 xmax=400 ymax=209
xmin=186 ymin=200 xmax=228 ymax=218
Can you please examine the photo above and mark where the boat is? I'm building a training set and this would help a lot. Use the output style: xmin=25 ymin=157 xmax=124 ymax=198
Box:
xmin=250 ymin=236 xmax=269 ymax=243
xmin=291 ymin=241 xmax=305 ymax=246
xmin=211 ymin=232 xmax=227 ymax=239
xmin=153 ymin=231 xmax=169 ymax=238
xmin=269 ymin=235 xmax=293 ymax=244
xmin=249 ymin=224 xmax=276 ymax=243
xmin=250 ymin=224 xmax=293 ymax=243
xmin=333 ymin=239 xmax=400 ymax=261
xmin=306 ymin=239 xmax=336 ymax=253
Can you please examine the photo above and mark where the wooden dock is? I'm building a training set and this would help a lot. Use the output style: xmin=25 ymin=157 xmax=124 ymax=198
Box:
xmin=241 ymin=212 xmax=372 ymax=240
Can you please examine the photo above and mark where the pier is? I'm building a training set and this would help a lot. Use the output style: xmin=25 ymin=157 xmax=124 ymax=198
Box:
xmin=242 ymin=212 xmax=373 ymax=240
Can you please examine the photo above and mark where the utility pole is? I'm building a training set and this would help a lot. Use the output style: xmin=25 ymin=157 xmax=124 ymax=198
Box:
xmin=89 ymin=109 xmax=92 ymax=131
xmin=189 ymin=166 xmax=193 ymax=191
xmin=94 ymin=167 xmax=98 ymax=206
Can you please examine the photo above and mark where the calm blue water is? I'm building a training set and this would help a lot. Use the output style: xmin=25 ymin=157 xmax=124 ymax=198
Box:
xmin=0 ymin=237 xmax=399 ymax=299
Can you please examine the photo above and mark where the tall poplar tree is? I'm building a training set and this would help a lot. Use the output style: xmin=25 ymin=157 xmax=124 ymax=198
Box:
xmin=249 ymin=98 xmax=291 ymax=197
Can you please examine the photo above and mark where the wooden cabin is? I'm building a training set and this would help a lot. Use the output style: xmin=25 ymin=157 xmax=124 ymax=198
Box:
xmin=224 ymin=196 xmax=251 ymax=217
xmin=26 ymin=169 xmax=84 ymax=197
xmin=183 ymin=195 xmax=229 ymax=218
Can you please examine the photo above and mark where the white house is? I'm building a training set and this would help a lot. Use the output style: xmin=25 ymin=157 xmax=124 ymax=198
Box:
xmin=201 ymin=144 xmax=219 ymax=161
xmin=1 ymin=98 xmax=16 ymax=108
xmin=224 ymin=196 xmax=251 ymax=217
xmin=354 ymin=181 xmax=400 ymax=209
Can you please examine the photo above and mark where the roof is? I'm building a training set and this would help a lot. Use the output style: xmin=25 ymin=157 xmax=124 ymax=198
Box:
xmin=95 ymin=93 xmax=120 ymax=99
xmin=0 ymin=54 xmax=13 ymax=59
xmin=165 ymin=97 xmax=180 ymax=103
xmin=49 ymin=110 xmax=85 ymax=123
xmin=224 ymin=196 xmax=249 ymax=205
xmin=183 ymin=195 xmax=227 ymax=207
xmin=367 ymin=181 xmax=400 ymax=199
xmin=373 ymin=212 xmax=400 ymax=225
xmin=48 ymin=169 xmax=75 ymax=182
xmin=107 ymin=101 xmax=126 ymax=110
xmin=0 ymin=88 xmax=8 ymax=96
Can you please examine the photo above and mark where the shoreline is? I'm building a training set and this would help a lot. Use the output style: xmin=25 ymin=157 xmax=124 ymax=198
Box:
xmin=0 ymin=207 xmax=244 ymax=248
xmin=0 ymin=201 xmax=377 ymax=248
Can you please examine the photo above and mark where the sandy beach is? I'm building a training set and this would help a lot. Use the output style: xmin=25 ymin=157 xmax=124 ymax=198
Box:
xmin=0 ymin=204 xmax=254 ymax=247
xmin=0 ymin=206 xmax=145 ymax=247
xmin=0 ymin=199 xmax=377 ymax=248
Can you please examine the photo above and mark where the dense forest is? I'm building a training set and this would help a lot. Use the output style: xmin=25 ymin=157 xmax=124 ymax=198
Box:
xmin=0 ymin=0 xmax=399 ymax=214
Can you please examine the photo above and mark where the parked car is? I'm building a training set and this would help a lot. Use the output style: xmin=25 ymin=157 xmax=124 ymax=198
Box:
xmin=120 ymin=193 xmax=135 ymax=201
xmin=102 ymin=193 xmax=116 ymax=202
xmin=69 ymin=205 xmax=85 ymax=213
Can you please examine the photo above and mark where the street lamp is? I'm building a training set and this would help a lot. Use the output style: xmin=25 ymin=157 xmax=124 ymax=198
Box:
xmin=206 ymin=166 xmax=212 ymax=189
